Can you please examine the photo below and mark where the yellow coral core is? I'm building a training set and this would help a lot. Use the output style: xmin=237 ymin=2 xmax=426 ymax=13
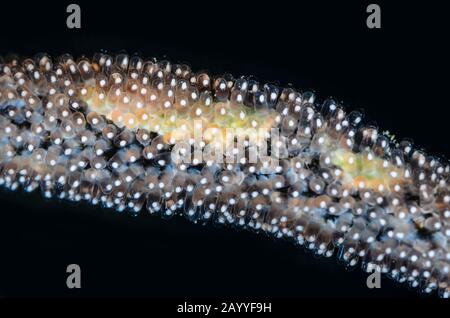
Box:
xmin=86 ymin=96 xmax=277 ymax=145
xmin=331 ymin=148 xmax=407 ymax=192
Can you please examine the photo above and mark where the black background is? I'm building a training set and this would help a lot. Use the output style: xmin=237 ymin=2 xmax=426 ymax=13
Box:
xmin=0 ymin=0 xmax=448 ymax=298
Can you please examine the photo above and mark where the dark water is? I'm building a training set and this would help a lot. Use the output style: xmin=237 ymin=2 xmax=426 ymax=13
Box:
xmin=0 ymin=0 xmax=448 ymax=298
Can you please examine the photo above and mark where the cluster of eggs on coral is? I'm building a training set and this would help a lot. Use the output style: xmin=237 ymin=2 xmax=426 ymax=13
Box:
xmin=0 ymin=53 xmax=449 ymax=297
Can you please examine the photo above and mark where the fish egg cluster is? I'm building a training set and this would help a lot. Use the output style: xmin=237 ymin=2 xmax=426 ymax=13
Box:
xmin=0 ymin=53 xmax=449 ymax=297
